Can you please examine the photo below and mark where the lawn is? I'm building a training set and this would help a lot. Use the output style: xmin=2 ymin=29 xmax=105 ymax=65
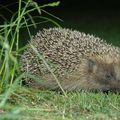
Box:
xmin=0 ymin=1 xmax=120 ymax=120
xmin=1 ymin=87 xmax=120 ymax=120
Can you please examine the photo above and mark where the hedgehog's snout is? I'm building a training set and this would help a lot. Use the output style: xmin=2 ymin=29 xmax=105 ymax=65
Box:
xmin=92 ymin=61 xmax=117 ymax=84
xmin=98 ymin=62 xmax=120 ymax=91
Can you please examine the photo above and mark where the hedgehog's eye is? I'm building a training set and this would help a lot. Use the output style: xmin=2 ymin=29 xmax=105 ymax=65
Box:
xmin=105 ymin=74 xmax=111 ymax=79
xmin=105 ymin=72 xmax=114 ymax=80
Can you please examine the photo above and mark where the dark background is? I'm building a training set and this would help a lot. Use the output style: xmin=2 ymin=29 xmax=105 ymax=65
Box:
xmin=1 ymin=0 xmax=120 ymax=23
xmin=0 ymin=0 xmax=120 ymax=46
xmin=1 ymin=0 xmax=120 ymax=10
xmin=1 ymin=0 xmax=120 ymax=16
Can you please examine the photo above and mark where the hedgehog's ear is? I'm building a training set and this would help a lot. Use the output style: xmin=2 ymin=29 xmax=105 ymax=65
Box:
xmin=88 ymin=59 xmax=98 ymax=73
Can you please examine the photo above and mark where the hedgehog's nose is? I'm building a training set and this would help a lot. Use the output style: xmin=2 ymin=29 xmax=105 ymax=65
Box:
xmin=111 ymin=83 xmax=120 ymax=92
xmin=111 ymin=88 xmax=120 ymax=93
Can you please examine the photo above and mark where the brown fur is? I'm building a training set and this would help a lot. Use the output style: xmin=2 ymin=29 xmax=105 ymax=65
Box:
xmin=23 ymin=55 xmax=120 ymax=92
xmin=21 ymin=28 xmax=120 ymax=92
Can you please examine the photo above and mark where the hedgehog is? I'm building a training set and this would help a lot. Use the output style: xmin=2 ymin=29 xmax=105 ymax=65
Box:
xmin=20 ymin=28 xmax=120 ymax=92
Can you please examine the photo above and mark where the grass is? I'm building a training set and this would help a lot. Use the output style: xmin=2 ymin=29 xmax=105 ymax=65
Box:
xmin=0 ymin=0 xmax=120 ymax=120
xmin=0 ymin=87 xmax=120 ymax=120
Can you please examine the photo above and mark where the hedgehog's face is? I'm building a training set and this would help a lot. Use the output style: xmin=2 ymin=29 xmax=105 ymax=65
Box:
xmin=88 ymin=59 xmax=120 ymax=92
